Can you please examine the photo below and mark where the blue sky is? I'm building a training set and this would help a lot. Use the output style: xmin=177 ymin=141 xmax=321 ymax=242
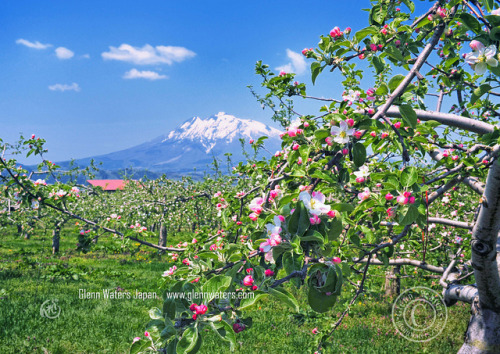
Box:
xmin=1 ymin=0 xmax=416 ymax=162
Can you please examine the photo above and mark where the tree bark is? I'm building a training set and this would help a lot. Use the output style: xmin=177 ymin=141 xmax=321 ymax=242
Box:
xmin=52 ymin=224 xmax=61 ymax=254
xmin=384 ymin=265 xmax=400 ymax=297
xmin=458 ymin=151 xmax=500 ymax=353
xmin=158 ymin=222 xmax=167 ymax=254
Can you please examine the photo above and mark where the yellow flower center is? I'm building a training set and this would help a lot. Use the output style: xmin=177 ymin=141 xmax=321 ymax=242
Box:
xmin=339 ymin=131 xmax=347 ymax=138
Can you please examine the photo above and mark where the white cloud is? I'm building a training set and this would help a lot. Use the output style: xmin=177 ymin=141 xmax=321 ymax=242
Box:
xmin=16 ymin=38 xmax=52 ymax=50
xmin=55 ymin=47 xmax=74 ymax=60
xmin=123 ymin=68 xmax=167 ymax=80
xmin=81 ymin=54 xmax=90 ymax=59
xmin=102 ymin=44 xmax=196 ymax=65
xmin=276 ymin=49 xmax=307 ymax=75
xmin=48 ymin=83 xmax=80 ymax=92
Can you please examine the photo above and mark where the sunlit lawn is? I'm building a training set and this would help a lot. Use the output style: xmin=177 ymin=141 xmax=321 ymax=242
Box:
xmin=0 ymin=228 xmax=470 ymax=353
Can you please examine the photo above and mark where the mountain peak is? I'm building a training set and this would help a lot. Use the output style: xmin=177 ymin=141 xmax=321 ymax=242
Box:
xmin=164 ymin=113 xmax=281 ymax=153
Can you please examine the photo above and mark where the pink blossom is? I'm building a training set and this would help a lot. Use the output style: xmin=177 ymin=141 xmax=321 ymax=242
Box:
xmin=385 ymin=193 xmax=394 ymax=201
xmin=342 ymin=148 xmax=349 ymax=155
xmin=265 ymin=269 xmax=275 ymax=277
xmin=332 ymin=257 xmax=341 ymax=264
xmin=279 ymin=71 xmax=287 ymax=76
xmin=381 ymin=132 xmax=389 ymax=139
xmin=133 ymin=337 xmax=141 ymax=343
xmin=144 ymin=331 xmax=150 ymax=337
xmin=394 ymin=122 xmax=401 ymax=129
xmin=397 ymin=195 xmax=408 ymax=205
xmin=312 ymin=328 xmax=319 ymax=334
xmin=370 ymin=131 xmax=377 ymax=138
xmin=327 ymin=210 xmax=337 ymax=218
xmin=386 ymin=207 xmax=396 ymax=219
xmin=356 ymin=177 xmax=365 ymax=183
xmin=195 ymin=304 xmax=208 ymax=315
xmin=354 ymin=131 xmax=362 ymax=139
xmin=292 ymin=143 xmax=300 ymax=151
xmin=358 ymin=188 xmax=371 ymax=202
xmin=325 ymin=136 xmax=334 ymax=146
xmin=330 ymin=26 xmax=343 ymax=38
xmin=346 ymin=118 xmax=355 ymax=127
xmin=310 ymin=215 xmax=321 ymax=225
xmin=243 ymin=275 xmax=254 ymax=286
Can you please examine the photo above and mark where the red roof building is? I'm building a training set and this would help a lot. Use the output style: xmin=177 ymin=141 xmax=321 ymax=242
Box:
xmin=87 ymin=179 xmax=135 ymax=191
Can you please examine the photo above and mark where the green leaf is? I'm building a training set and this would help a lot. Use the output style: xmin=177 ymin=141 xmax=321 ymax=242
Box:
xmin=209 ymin=321 xmax=236 ymax=351
xmin=370 ymin=5 xmax=386 ymax=25
xmin=311 ymin=62 xmax=323 ymax=85
xmin=459 ymin=13 xmax=482 ymax=34
xmin=372 ymin=56 xmax=384 ymax=74
xmin=269 ymin=287 xmax=300 ymax=312
xmin=202 ymin=275 xmax=232 ymax=302
xmin=311 ymin=170 xmax=337 ymax=184
xmin=300 ymin=230 xmax=325 ymax=243
xmin=283 ymin=252 xmax=303 ymax=287
xmin=177 ymin=327 xmax=198 ymax=354
xmin=399 ymin=204 xmax=419 ymax=226
xmin=385 ymin=46 xmax=405 ymax=63
xmin=375 ymin=83 xmax=389 ymax=96
xmin=130 ymin=339 xmax=151 ymax=354
xmin=161 ymin=321 xmax=177 ymax=340
xmin=328 ymin=218 xmax=343 ymax=240
xmin=149 ymin=307 xmax=163 ymax=320
xmin=401 ymin=0 xmax=415 ymax=13
xmin=307 ymin=286 xmax=338 ymax=313
xmin=353 ymin=143 xmax=366 ymax=167
xmin=471 ymin=84 xmax=492 ymax=104
xmin=388 ymin=74 xmax=405 ymax=92
xmin=314 ymin=129 xmax=330 ymax=140
xmin=331 ymin=203 xmax=354 ymax=213
xmin=287 ymin=201 xmax=309 ymax=236
xmin=400 ymin=166 xmax=418 ymax=187
xmin=239 ymin=291 xmax=268 ymax=310
xmin=355 ymin=26 xmax=378 ymax=42
xmin=399 ymin=104 xmax=417 ymax=129
xmin=272 ymin=242 xmax=294 ymax=259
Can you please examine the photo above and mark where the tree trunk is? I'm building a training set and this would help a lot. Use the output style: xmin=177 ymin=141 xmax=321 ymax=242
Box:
xmin=52 ymin=225 xmax=61 ymax=254
xmin=384 ymin=265 xmax=400 ymax=297
xmin=158 ymin=223 xmax=167 ymax=254
xmin=457 ymin=148 xmax=500 ymax=352
xmin=458 ymin=301 xmax=500 ymax=353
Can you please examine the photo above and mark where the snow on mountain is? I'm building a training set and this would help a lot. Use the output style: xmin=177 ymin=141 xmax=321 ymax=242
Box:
xmin=59 ymin=112 xmax=283 ymax=175
xmin=162 ymin=112 xmax=282 ymax=153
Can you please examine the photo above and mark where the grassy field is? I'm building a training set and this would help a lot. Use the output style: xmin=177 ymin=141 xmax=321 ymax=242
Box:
xmin=0 ymin=228 xmax=470 ymax=353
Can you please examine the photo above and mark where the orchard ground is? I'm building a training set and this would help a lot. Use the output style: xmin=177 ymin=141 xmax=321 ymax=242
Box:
xmin=0 ymin=227 xmax=470 ymax=353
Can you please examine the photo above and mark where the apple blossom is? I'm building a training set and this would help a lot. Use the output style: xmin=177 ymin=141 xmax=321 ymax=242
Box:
xmin=299 ymin=191 xmax=331 ymax=215
xmin=331 ymin=120 xmax=355 ymax=144
xmin=243 ymin=275 xmax=254 ymax=286
xmin=358 ymin=188 xmax=371 ymax=202
xmin=310 ymin=215 xmax=321 ymax=225
xmin=465 ymin=42 xmax=498 ymax=75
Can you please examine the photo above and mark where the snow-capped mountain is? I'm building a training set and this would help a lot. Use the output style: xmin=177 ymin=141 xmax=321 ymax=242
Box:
xmin=61 ymin=112 xmax=283 ymax=176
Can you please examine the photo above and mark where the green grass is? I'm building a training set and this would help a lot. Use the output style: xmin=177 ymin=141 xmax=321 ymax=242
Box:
xmin=0 ymin=228 xmax=471 ymax=353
